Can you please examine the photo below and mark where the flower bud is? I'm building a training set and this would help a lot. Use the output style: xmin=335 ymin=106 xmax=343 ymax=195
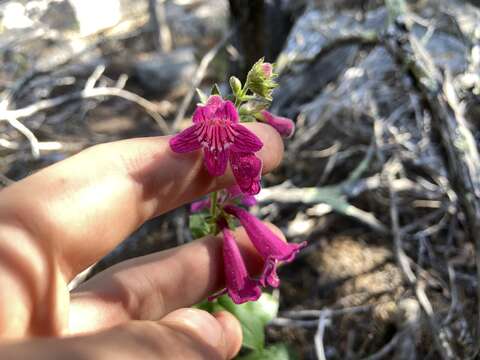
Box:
xmin=229 ymin=76 xmax=242 ymax=96
xmin=261 ymin=63 xmax=273 ymax=78
xmin=245 ymin=58 xmax=278 ymax=100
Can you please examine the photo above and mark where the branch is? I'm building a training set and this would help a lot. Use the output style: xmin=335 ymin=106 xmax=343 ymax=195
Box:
xmin=258 ymin=147 xmax=389 ymax=234
xmin=314 ymin=310 xmax=331 ymax=360
xmin=384 ymin=1 xmax=480 ymax=350
xmin=386 ymin=159 xmax=455 ymax=360
xmin=0 ymin=86 xmax=169 ymax=134
xmin=1 ymin=117 xmax=40 ymax=158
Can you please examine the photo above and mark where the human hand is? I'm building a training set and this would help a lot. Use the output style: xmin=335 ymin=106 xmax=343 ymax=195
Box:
xmin=0 ymin=123 xmax=283 ymax=359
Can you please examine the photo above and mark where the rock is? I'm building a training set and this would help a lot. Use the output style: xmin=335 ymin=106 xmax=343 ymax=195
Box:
xmin=274 ymin=0 xmax=473 ymax=111
xmin=165 ymin=0 xmax=228 ymax=48
xmin=39 ymin=0 xmax=77 ymax=32
xmin=1 ymin=2 xmax=33 ymax=29
xmin=133 ymin=47 xmax=196 ymax=95
xmin=69 ymin=0 xmax=122 ymax=36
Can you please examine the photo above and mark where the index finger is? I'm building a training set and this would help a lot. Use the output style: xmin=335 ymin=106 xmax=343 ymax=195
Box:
xmin=0 ymin=123 xmax=283 ymax=279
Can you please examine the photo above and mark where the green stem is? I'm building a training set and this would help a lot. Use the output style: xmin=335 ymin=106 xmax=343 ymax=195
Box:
xmin=234 ymin=85 xmax=249 ymax=107
xmin=210 ymin=191 xmax=218 ymax=218
xmin=208 ymin=191 xmax=219 ymax=235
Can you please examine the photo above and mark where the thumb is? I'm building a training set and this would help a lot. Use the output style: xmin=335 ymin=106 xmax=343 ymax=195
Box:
xmin=159 ymin=308 xmax=243 ymax=359
xmin=0 ymin=309 xmax=243 ymax=360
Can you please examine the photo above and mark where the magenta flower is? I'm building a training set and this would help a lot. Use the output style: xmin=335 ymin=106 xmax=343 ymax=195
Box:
xmin=224 ymin=205 xmax=306 ymax=288
xmin=190 ymin=185 xmax=256 ymax=214
xmin=261 ymin=111 xmax=295 ymax=139
xmin=227 ymin=185 xmax=257 ymax=207
xmin=170 ymin=95 xmax=264 ymax=195
xmin=190 ymin=198 xmax=210 ymax=213
xmin=261 ymin=63 xmax=273 ymax=78
xmin=210 ymin=224 xmax=262 ymax=304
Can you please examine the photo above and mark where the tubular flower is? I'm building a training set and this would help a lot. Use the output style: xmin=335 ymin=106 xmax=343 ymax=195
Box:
xmin=170 ymin=95 xmax=264 ymax=195
xmin=210 ymin=224 xmax=262 ymax=304
xmin=190 ymin=185 xmax=257 ymax=214
xmin=260 ymin=110 xmax=295 ymax=139
xmin=227 ymin=185 xmax=257 ymax=207
xmin=224 ymin=205 xmax=306 ymax=288
xmin=190 ymin=198 xmax=210 ymax=213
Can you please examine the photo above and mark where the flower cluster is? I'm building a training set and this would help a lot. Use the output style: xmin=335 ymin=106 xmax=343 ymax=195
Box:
xmin=170 ymin=95 xmax=263 ymax=195
xmin=170 ymin=59 xmax=304 ymax=304
xmin=191 ymin=186 xmax=306 ymax=304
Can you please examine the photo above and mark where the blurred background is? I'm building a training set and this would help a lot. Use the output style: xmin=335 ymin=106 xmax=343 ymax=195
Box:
xmin=1 ymin=0 xmax=480 ymax=358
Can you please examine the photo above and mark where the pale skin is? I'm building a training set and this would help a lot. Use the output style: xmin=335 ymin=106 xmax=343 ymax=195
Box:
xmin=0 ymin=123 xmax=284 ymax=359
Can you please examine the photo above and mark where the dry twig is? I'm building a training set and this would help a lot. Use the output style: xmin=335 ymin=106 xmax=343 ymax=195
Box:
xmin=0 ymin=86 xmax=169 ymax=134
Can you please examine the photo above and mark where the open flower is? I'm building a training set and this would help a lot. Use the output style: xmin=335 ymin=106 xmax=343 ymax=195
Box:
xmin=261 ymin=110 xmax=295 ymax=139
xmin=209 ymin=222 xmax=262 ymax=304
xmin=224 ymin=205 xmax=306 ymax=288
xmin=170 ymin=95 xmax=264 ymax=195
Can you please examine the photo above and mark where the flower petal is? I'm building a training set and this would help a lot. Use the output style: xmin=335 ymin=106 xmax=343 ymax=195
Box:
xmin=204 ymin=148 xmax=229 ymax=176
xmin=193 ymin=96 xmax=225 ymax=125
xmin=231 ymin=124 xmax=263 ymax=152
xmin=242 ymin=195 xmax=257 ymax=207
xmin=192 ymin=106 xmax=209 ymax=124
xmin=223 ymin=100 xmax=239 ymax=124
xmin=224 ymin=205 xmax=307 ymax=263
xmin=190 ymin=198 xmax=210 ymax=213
xmin=227 ymin=184 xmax=243 ymax=198
xmin=221 ymin=227 xmax=262 ymax=304
xmin=260 ymin=259 xmax=280 ymax=288
xmin=206 ymin=95 xmax=224 ymax=111
xmin=227 ymin=185 xmax=257 ymax=207
xmin=261 ymin=111 xmax=295 ymax=138
xmin=169 ymin=125 xmax=201 ymax=153
xmin=229 ymin=152 xmax=262 ymax=195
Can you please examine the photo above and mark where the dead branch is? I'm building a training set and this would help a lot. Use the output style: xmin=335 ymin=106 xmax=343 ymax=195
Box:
xmin=1 ymin=117 xmax=40 ymax=158
xmin=384 ymin=0 xmax=480 ymax=351
xmin=361 ymin=330 xmax=405 ymax=360
xmin=314 ymin=310 xmax=331 ymax=360
xmin=386 ymin=157 xmax=456 ymax=360
xmin=0 ymin=86 xmax=169 ymax=134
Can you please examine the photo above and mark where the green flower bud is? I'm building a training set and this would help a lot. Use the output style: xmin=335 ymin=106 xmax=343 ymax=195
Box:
xmin=229 ymin=76 xmax=242 ymax=96
xmin=245 ymin=58 xmax=278 ymax=101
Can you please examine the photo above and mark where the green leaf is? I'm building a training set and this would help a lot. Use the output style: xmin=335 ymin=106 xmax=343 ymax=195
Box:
xmin=240 ymin=114 xmax=257 ymax=123
xmin=189 ymin=213 xmax=211 ymax=239
xmin=211 ymin=83 xmax=222 ymax=96
xmin=237 ymin=344 xmax=298 ymax=360
xmin=218 ymin=296 xmax=265 ymax=351
xmin=195 ymin=299 xmax=226 ymax=314
xmin=217 ymin=293 xmax=279 ymax=351
xmin=253 ymin=292 xmax=280 ymax=325
xmin=196 ymin=88 xmax=208 ymax=104
xmin=239 ymin=98 xmax=271 ymax=116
